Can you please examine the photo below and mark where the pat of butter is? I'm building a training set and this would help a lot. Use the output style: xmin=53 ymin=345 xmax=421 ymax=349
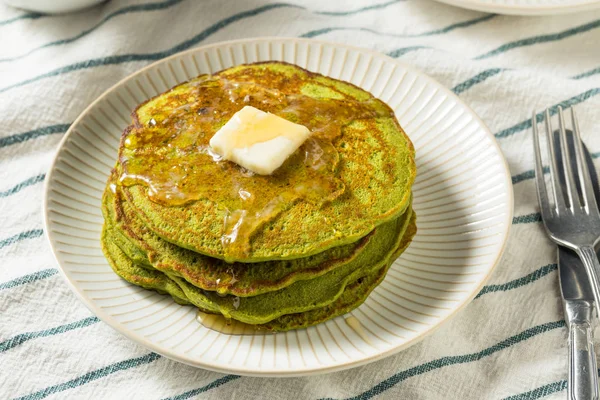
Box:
xmin=209 ymin=106 xmax=310 ymax=175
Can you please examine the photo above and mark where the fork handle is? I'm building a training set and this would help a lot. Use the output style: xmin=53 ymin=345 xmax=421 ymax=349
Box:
xmin=566 ymin=300 xmax=599 ymax=400
xmin=578 ymin=246 xmax=600 ymax=313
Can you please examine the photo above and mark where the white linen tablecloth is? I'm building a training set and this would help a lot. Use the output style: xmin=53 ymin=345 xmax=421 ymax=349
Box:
xmin=1 ymin=0 xmax=600 ymax=398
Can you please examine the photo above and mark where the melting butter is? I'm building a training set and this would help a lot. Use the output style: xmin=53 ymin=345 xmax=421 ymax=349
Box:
xmin=209 ymin=106 xmax=311 ymax=175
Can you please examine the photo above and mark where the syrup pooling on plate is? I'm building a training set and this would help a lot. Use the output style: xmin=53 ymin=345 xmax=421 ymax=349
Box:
xmin=345 ymin=316 xmax=373 ymax=345
xmin=118 ymin=67 xmax=393 ymax=260
xmin=196 ymin=311 xmax=271 ymax=335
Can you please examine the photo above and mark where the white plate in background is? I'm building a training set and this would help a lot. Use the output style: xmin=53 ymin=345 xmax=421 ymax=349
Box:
xmin=432 ymin=0 xmax=600 ymax=15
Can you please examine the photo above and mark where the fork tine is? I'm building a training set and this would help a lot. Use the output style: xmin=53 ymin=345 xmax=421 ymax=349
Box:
xmin=544 ymin=108 xmax=566 ymax=214
xmin=533 ymin=111 xmax=553 ymax=219
xmin=557 ymin=106 xmax=580 ymax=210
xmin=570 ymin=107 xmax=600 ymax=214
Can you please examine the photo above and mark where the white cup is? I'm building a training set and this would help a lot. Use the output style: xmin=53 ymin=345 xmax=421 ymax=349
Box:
xmin=3 ymin=0 xmax=107 ymax=14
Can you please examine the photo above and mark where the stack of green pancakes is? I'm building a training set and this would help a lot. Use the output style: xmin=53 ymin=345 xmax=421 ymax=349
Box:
xmin=101 ymin=62 xmax=416 ymax=331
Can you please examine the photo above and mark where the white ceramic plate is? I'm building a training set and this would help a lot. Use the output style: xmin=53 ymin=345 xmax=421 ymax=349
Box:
xmin=432 ymin=0 xmax=600 ymax=15
xmin=43 ymin=38 xmax=513 ymax=377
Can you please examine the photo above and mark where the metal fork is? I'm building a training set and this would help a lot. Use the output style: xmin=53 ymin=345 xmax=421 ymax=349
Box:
xmin=533 ymin=106 xmax=600 ymax=309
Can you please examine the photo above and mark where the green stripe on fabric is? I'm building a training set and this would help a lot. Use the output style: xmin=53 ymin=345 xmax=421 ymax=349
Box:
xmin=0 ymin=317 xmax=99 ymax=353
xmin=495 ymin=88 xmax=600 ymax=139
xmin=0 ymin=124 xmax=70 ymax=149
xmin=573 ymin=66 xmax=600 ymax=80
xmin=475 ymin=264 xmax=557 ymax=299
xmin=503 ymin=380 xmax=567 ymax=400
xmin=512 ymin=212 xmax=542 ymax=224
xmin=301 ymin=14 xmax=495 ymax=38
xmin=410 ymin=14 xmax=495 ymax=37
xmin=322 ymin=320 xmax=565 ymax=400
xmin=0 ymin=229 xmax=44 ymax=250
xmin=0 ymin=12 xmax=42 ymax=27
xmin=387 ymin=46 xmax=429 ymax=58
xmin=452 ymin=68 xmax=505 ymax=95
xmin=0 ymin=3 xmax=301 ymax=95
xmin=476 ymin=18 xmax=600 ymax=60
xmin=449 ymin=67 xmax=540 ymax=97
xmin=0 ymin=269 xmax=58 ymax=291
xmin=300 ymin=27 xmax=368 ymax=38
xmin=0 ymin=0 xmax=187 ymax=63
xmin=163 ymin=375 xmax=241 ymax=400
xmin=504 ymin=370 xmax=600 ymax=400
xmin=14 ymin=353 xmax=161 ymax=400
xmin=316 ymin=0 xmax=404 ymax=16
xmin=512 ymin=169 xmax=535 ymax=185
xmin=451 ymin=63 xmax=598 ymax=96
xmin=0 ymin=174 xmax=45 ymax=198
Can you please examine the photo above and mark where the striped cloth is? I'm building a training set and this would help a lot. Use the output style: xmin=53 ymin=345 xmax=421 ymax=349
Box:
xmin=1 ymin=0 xmax=600 ymax=398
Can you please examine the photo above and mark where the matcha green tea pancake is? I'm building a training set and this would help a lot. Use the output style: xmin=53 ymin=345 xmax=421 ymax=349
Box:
xmin=102 ymin=211 xmax=417 ymax=331
xmin=100 ymin=60 xmax=417 ymax=332
xmin=118 ymin=62 xmax=416 ymax=262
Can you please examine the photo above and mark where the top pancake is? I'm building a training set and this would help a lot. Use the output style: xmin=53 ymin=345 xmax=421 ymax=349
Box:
xmin=119 ymin=62 xmax=416 ymax=262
